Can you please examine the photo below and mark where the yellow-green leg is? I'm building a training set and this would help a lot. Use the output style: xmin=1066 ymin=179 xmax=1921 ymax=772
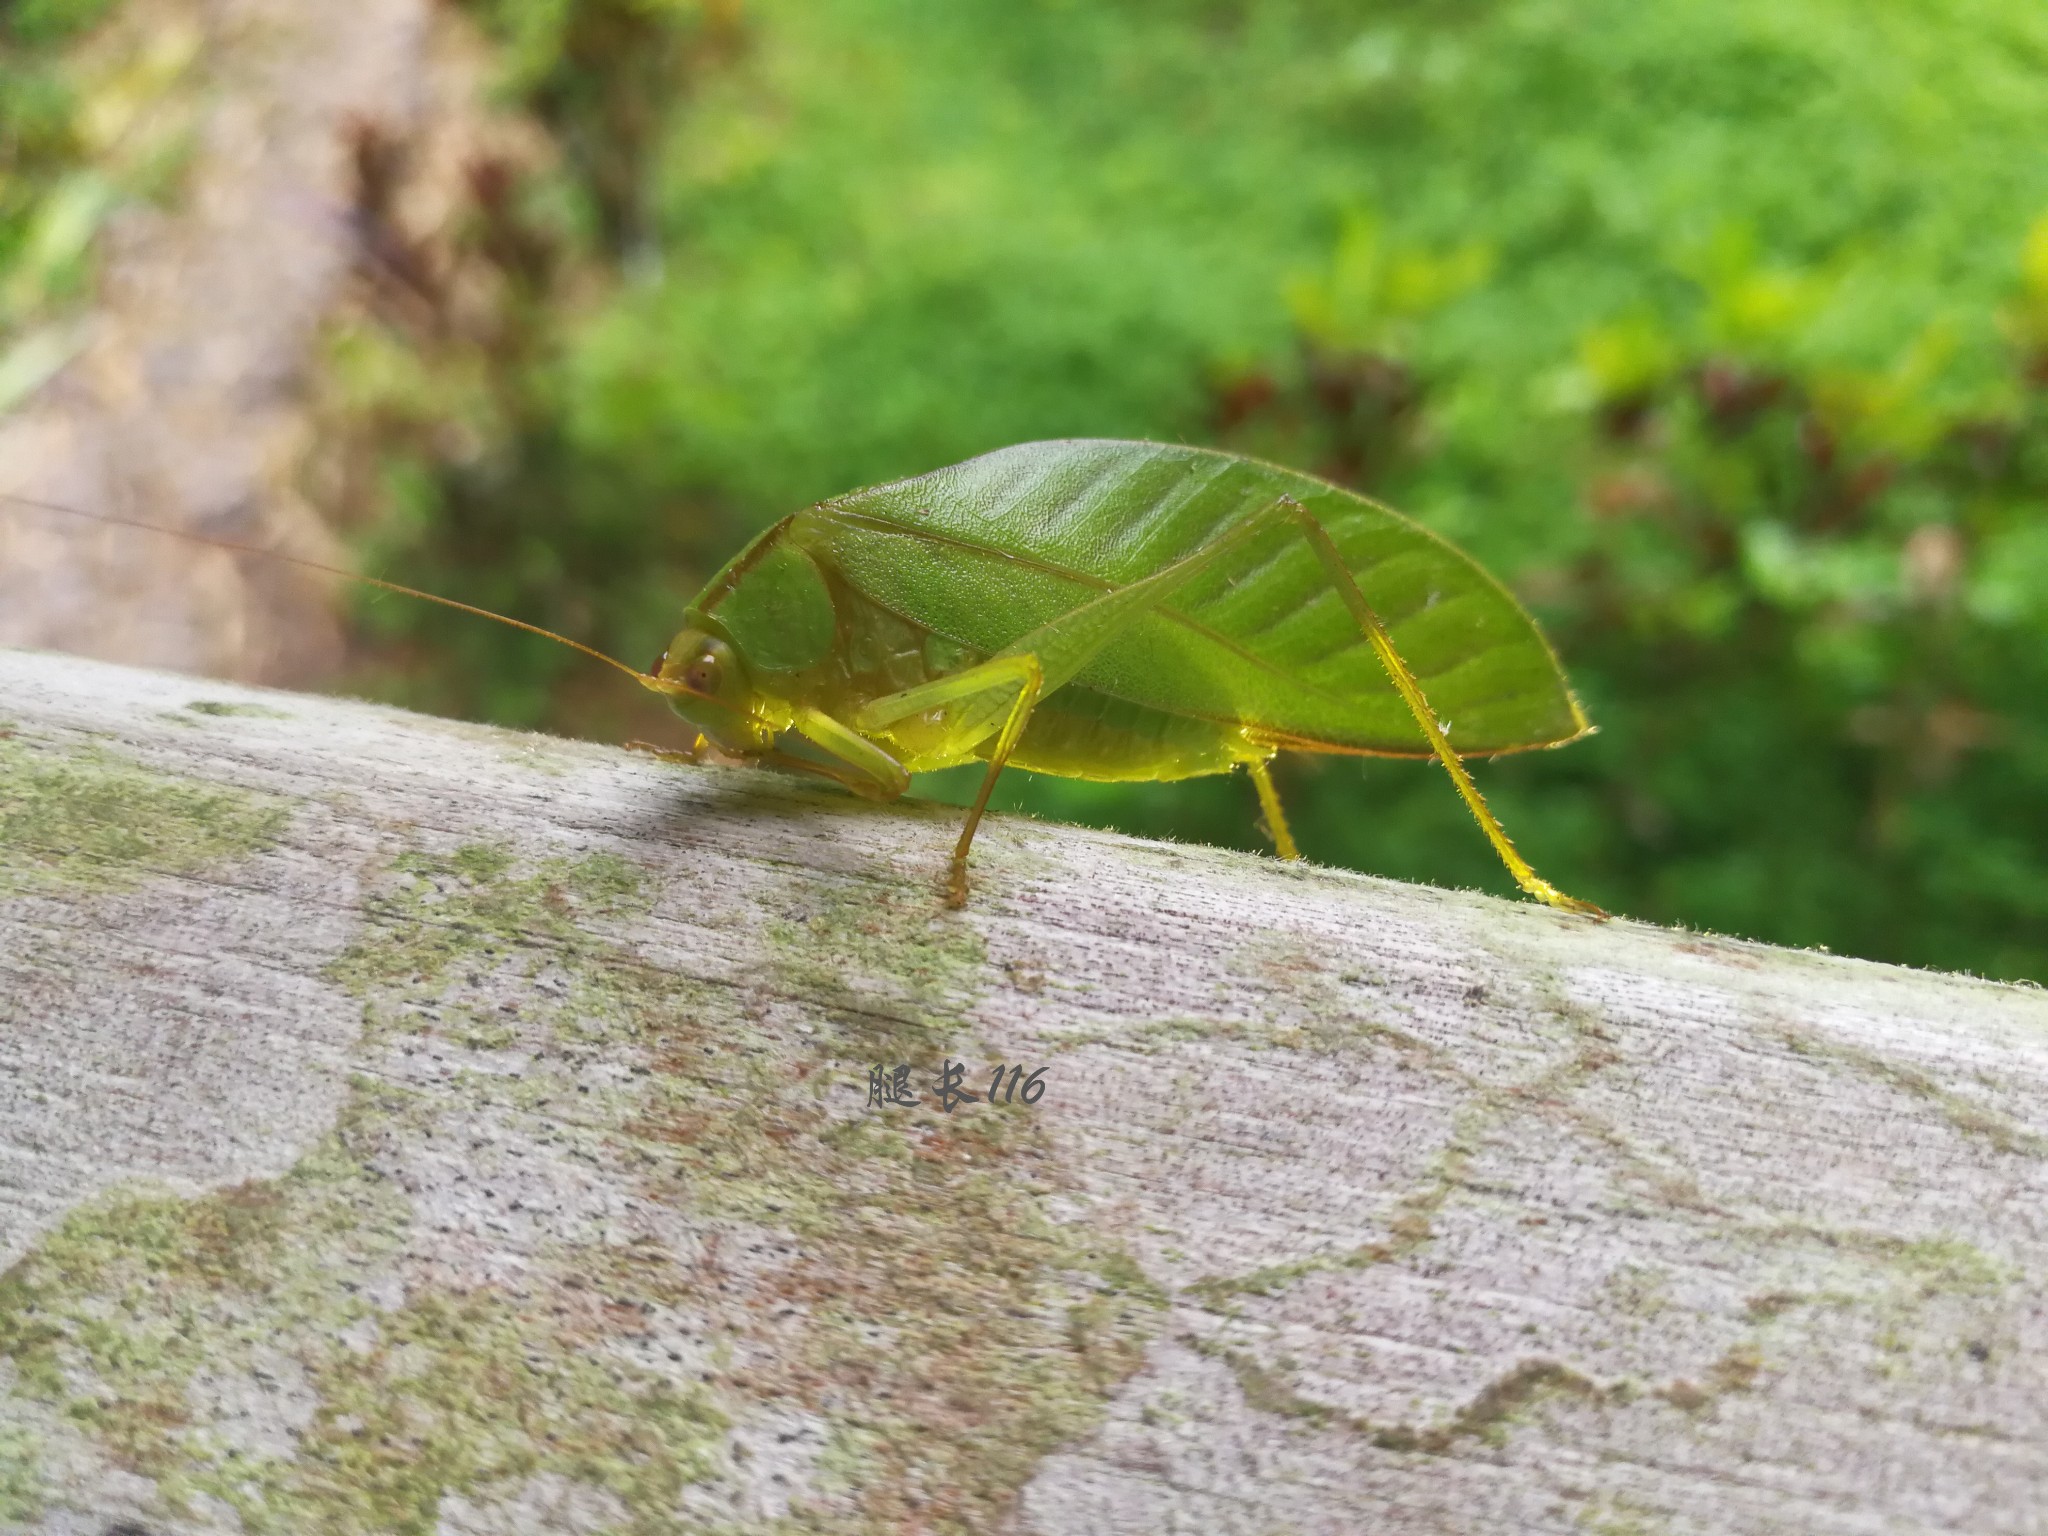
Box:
xmin=943 ymin=657 xmax=1044 ymax=906
xmin=625 ymin=736 xmax=707 ymax=766
xmin=853 ymin=654 xmax=1046 ymax=904
xmin=787 ymin=705 xmax=911 ymax=799
xmin=1248 ymin=758 xmax=1302 ymax=861
xmin=632 ymin=721 xmax=913 ymax=805
xmin=1279 ymin=500 xmax=1607 ymax=918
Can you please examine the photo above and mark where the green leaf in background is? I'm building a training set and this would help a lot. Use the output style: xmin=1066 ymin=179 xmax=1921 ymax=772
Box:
xmin=1 ymin=1 xmax=199 ymax=338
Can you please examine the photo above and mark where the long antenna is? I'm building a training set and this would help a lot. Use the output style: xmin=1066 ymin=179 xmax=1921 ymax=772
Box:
xmin=1 ymin=491 xmax=693 ymax=699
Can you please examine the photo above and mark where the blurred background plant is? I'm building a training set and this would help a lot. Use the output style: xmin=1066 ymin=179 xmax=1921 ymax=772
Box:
xmin=0 ymin=0 xmax=200 ymax=411
xmin=16 ymin=0 xmax=2048 ymax=980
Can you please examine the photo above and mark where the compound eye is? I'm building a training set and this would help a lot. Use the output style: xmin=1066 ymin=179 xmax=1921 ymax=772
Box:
xmin=683 ymin=649 xmax=723 ymax=696
xmin=648 ymin=648 xmax=669 ymax=678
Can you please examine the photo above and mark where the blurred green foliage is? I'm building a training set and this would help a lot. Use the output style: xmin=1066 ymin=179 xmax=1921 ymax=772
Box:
xmin=0 ymin=0 xmax=197 ymax=409
xmin=325 ymin=0 xmax=2048 ymax=979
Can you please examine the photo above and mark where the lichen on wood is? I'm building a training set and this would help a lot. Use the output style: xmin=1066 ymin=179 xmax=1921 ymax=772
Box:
xmin=2 ymin=646 xmax=2046 ymax=1535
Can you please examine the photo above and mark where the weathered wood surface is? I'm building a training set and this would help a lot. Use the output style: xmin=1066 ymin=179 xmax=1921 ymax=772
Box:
xmin=1 ymin=645 xmax=2044 ymax=1536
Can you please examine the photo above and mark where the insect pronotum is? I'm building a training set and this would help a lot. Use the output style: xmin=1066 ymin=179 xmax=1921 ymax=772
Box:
xmin=6 ymin=439 xmax=1605 ymax=915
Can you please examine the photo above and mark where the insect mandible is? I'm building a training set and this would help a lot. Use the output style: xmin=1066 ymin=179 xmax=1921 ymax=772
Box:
xmin=7 ymin=439 xmax=1604 ymax=915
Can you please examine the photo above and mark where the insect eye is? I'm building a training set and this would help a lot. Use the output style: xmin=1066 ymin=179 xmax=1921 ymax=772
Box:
xmin=683 ymin=650 xmax=722 ymax=695
xmin=649 ymin=648 xmax=669 ymax=678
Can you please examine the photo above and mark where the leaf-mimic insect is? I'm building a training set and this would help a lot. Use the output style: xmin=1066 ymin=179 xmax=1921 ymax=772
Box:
xmin=6 ymin=440 xmax=1603 ymax=914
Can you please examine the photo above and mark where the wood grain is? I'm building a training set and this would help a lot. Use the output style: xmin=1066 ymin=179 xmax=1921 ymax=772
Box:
xmin=2 ymin=647 xmax=2043 ymax=1536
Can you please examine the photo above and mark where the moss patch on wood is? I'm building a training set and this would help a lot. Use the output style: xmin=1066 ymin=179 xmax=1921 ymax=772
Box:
xmin=0 ymin=836 xmax=1161 ymax=1532
xmin=183 ymin=699 xmax=291 ymax=719
xmin=0 ymin=733 xmax=289 ymax=895
xmin=1188 ymin=1336 xmax=1611 ymax=1455
xmin=763 ymin=876 xmax=989 ymax=1064
xmin=0 ymin=1079 xmax=729 ymax=1534
xmin=0 ymin=1422 xmax=43 ymax=1525
xmin=651 ymin=868 xmax=1164 ymax=1531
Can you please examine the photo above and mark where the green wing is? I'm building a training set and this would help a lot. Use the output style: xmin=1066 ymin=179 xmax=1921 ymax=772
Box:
xmin=806 ymin=439 xmax=1589 ymax=757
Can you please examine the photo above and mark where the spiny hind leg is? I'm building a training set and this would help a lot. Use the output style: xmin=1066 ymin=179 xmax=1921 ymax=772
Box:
xmin=854 ymin=654 xmax=1046 ymax=906
xmin=1273 ymin=499 xmax=1607 ymax=918
xmin=1246 ymin=757 xmax=1302 ymax=861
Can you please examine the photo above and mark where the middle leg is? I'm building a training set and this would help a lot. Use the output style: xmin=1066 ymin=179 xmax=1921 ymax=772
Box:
xmin=852 ymin=653 xmax=1047 ymax=904
xmin=1247 ymin=757 xmax=1302 ymax=861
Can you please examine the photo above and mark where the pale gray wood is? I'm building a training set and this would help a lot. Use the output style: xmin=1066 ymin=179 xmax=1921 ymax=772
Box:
xmin=1 ymin=646 xmax=2044 ymax=1536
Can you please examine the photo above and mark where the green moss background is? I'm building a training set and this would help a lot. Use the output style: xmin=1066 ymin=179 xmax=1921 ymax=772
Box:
xmin=15 ymin=0 xmax=2048 ymax=978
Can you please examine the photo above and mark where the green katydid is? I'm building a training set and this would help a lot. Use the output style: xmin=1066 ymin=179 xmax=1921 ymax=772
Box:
xmin=5 ymin=439 xmax=1603 ymax=914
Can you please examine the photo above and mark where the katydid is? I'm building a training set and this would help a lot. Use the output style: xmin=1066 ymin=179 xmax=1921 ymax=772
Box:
xmin=5 ymin=440 xmax=1603 ymax=914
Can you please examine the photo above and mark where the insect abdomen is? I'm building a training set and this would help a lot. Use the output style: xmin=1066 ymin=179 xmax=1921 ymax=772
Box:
xmin=1008 ymin=685 xmax=1250 ymax=782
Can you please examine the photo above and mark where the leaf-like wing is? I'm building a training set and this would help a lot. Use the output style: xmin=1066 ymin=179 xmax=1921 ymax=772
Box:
xmin=811 ymin=440 xmax=1588 ymax=757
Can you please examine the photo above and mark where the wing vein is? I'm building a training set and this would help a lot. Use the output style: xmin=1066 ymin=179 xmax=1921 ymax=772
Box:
xmin=809 ymin=497 xmax=1564 ymax=746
